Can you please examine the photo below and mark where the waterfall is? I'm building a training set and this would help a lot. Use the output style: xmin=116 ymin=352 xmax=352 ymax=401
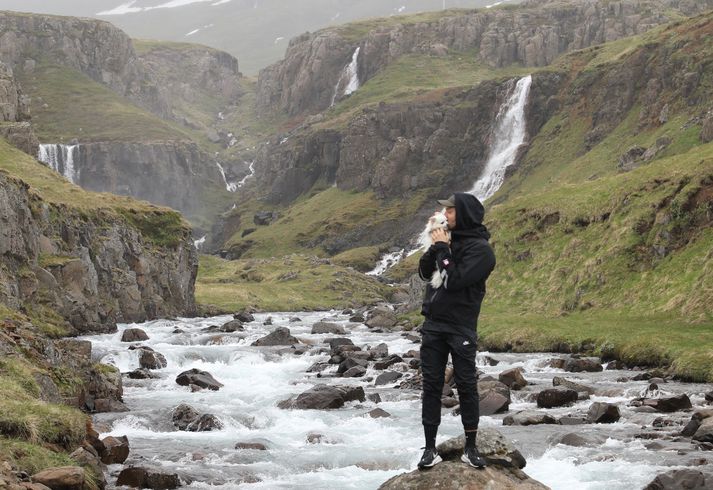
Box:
xmin=236 ymin=160 xmax=255 ymax=188
xmin=215 ymin=162 xmax=238 ymax=192
xmin=469 ymin=74 xmax=532 ymax=202
xmin=367 ymin=74 xmax=532 ymax=276
xmin=194 ymin=235 xmax=207 ymax=250
xmin=37 ymin=144 xmax=80 ymax=183
xmin=331 ymin=47 xmax=361 ymax=106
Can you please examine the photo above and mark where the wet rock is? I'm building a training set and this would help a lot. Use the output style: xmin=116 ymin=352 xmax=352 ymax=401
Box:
xmin=337 ymin=357 xmax=368 ymax=374
xmin=368 ymin=408 xmax=391 ymax=418
xmin=172 ymin=403 xmax=200 ymax=430
xmin=479 ymin=391 xmax=510 ymax=416
xmin=116 ymin=467 xmax=181 ymax=489
xmin=639 ymin=394 xmax=692 ymax=413
xmin=374 ymin=354 xmax=403 ymax=370
xmin=368 ymin=393 xmax=382 ymax=404
xmin=187 ymin=414 xmax=223 ymax=432
xmin=100 ymin=435 xmax=130 ymax=464
xmin=94 ymin=398 xmax=129 ymax=412
xmin=252 ymin=327 xmax=299 ymax=346
xmin=547 ymin=358 xmax=566 ymax=369
xmin=606 ymin=360 xmax=627 ymax=370
xmin=235 ymin=442 xmax=267 ymax=450
xmin=175 ymin=368 xmax=224 ymax=391
xmin=234 ymin=310 xmax=255 ymax=322
xmin=369 ymin=343 xmax=389 ymax=359
xmin=121 ymin=328 xmax=149 ymax=342
xmin=349 ymin=314 xmax=365 ymax=323
xmin=289 ymin=317 xmax=301 ymax=322
xmin=537 ymin=388 xmax=578 ymax=408
xmin=325 ymin=337 xmax=354 ymax=352
xmin=221 ymin=319 xmax=244 ymax=332
xmin=365 ymin=308 xmax=398 ymax=330
xmin=263 ymin=316 xmax=273 ymax=325
xmin=552 ymin=432 xmax=606 ymax=447
xmin=564 ymin=358 xmax=603 ymax=373
xmin=139 ymin=349 xmax=167 ymax=370
xmin=482 ymin=356 xmax=500 ymax=366
xmin=343 ymin=365 xmax=367 ymax=377
xmin=127 ymin=368 xmax=158 ymax=379
xmin=632 ymin=372 xmax=652 ymax=381
xmin=279 ymin=384 xmax=365 ymax=409
xmin=499 ymin=368 xmax=528 ymax=390
xmin=441 ymin=397 xmax=459 ymax=408
xmin=311 ymin=322 xmax=345 ymax=334
xmin=557 ymin=416 xmax=587 ymax=425
xmin=643 ymin=468 xmax=709 ymax=490
xmin=682 ymin=410 xmax=713 ymax=437
xmin=375 ymin=371 xmax=403 ymax=386
xmin=587 ymin=402 xmax=621 ymax=423
xmin=306 ymin=362 xmax=329 ymax=373
xmin=436 ymin=429 xmax=527 ymax=469
xmin=31 ymin=466 xmax=84 ymax=489
xmin=307 ymin=432 xmax=324 ymax=444
xmin=503 ymin=410 xmax=557 ymax=426
xmin=552 ymin=376 xmax=595 ymax=394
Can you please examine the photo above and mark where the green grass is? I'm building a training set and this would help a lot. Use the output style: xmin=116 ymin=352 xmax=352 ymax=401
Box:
xmin=322 ymin=52 xmax=532 ymax=125
xmin=0 ymin=437 xmax=78 ymax=474
xmin=331 ymin=246 xmax=381 ymax=272
xmin=196 ymin=253 xmax=389 ymax=311
xmin=0 ymin=139 xmax=192 ymax=249
xmin=17 ymin=62 xmax=195 ymax=143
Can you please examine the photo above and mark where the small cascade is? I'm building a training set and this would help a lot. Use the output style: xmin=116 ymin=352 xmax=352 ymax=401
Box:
xmin=469 ymin=74 xmax=532 ymax=201
xmin=215 ymin=162 xmax=238 ymax=192
xmin=37 ymin=144 xmax=80 ymax=183
xmin=331 ymin=47 xmax=361 ymax=106
xmin=236 ymin=160 xmax=255 ymax=188
xmin=367 ymin=75 xmax=532 ymax=276
xmin=194 ymin=235 xmax=207 ymax=250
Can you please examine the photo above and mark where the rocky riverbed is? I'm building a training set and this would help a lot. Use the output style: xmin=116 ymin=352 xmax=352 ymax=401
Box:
xmin=82 ymin=309 xmax=713 ymax=489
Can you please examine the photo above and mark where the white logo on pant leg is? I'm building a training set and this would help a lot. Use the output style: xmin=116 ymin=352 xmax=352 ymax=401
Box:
xmin=462 ymin=340 xmax=470 ymax=345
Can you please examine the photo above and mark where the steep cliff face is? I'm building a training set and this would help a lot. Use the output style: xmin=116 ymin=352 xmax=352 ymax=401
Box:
xmin=255 ymin=73 xmax=562 ymax=205
xmin=68 ymin=141 xmax=229 ymax=224
xmin=0 ymin=143 xmax=198 ymax=334
xmin=0 ymin=60 xmax=37 ymax=155
xmin=0 ymin=10 xmax=170 ymax=117
xmin=257 ymin=0 xmax=713 ymax=117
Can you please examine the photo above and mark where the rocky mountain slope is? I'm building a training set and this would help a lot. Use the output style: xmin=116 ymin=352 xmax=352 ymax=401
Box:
xmin=257 ymin=0 xmax=713 ymax=117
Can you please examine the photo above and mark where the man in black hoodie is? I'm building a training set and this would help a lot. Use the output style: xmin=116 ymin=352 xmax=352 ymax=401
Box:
xmin=416 ymin=192 xmax=496 ymax=470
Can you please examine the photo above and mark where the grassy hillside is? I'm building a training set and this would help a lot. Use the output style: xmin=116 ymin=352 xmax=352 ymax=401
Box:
xmin=17 ymin=62 xmax=198 ymax=144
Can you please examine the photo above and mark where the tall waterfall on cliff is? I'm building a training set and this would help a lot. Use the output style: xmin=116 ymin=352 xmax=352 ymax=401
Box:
xmin=469 ymin=74 xmax=532 ymax=201
xmin=331 ymin=47 xmax=361 ymax=106
xmin=367 ymin=74 xmax=532 ymax=276
xmin=37 ymin=144 xmax=79 ymax=183
xmin=215 ymin=162 xmax=238 ymax=192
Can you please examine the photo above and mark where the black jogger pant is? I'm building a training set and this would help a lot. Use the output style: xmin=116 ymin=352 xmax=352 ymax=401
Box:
xmin=420 ymin=328 xmax=479 ymax=430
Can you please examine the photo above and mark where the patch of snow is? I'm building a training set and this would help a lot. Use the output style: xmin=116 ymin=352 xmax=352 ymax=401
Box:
xmin=274 ymin=37 xmax=285 ymax=44
xmin=186 ymin=29 xmax=200 ymax=36
xmin=97 ymin=1 xmax=142 ymax=15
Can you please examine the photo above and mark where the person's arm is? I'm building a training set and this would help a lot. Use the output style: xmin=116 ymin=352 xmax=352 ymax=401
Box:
xmin=432 ymin=241 xmax=495 ymax=291
xmin=418 ymin=247 xmax=437 ymax=281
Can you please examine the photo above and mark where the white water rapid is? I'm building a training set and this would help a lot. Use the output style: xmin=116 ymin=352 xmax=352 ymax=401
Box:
xmin=469 ymin=74 xmax=532 ymax=201
xmin=38 ymin=144 xmax=80 ymax=183
xmin=82 ymin=312 xmax=711 ymax=489
xmin=237 ymin=161 xmax=255 ymax=188
xmin=215 ymin=162 xmax=238 ymax=192
xmin=331 ymin=47 xmax=361 ymax=106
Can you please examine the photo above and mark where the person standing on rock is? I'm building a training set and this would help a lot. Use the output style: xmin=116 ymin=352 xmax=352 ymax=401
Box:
xmin=416 ymin=192 xmax=496 ymax=470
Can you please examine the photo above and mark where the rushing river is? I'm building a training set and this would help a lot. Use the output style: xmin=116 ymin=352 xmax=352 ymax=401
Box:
xmin=82 ymin=311 xmax=712 ymax=489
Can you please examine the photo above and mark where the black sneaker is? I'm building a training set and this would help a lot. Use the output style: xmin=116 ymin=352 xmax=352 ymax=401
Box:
xmin=417 ymin=447 xmax=442 ymax=470
xmin=461 ymin=446 xmax=486 ymax=468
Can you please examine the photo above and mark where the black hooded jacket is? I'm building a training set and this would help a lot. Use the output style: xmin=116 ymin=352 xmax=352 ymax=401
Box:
xmin=419 ymin=193 xmax=496 ymax=338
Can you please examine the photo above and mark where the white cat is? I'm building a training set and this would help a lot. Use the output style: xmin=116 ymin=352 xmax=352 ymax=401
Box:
xmin=418 ymin=211 xmax=451 ymax=289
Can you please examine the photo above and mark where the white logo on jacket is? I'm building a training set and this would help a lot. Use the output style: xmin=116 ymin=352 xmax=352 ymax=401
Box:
xmin=418 ymin=211 xmax=451 ymax=289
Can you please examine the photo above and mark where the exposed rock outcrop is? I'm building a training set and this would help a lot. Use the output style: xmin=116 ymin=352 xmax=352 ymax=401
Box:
xmin=0 ymin=60 xmax=38 ymax=155
xmin=257 ymin=0 xmax=713 ymax=117
xmin=0 ymin=169 xmax=197 ymax=334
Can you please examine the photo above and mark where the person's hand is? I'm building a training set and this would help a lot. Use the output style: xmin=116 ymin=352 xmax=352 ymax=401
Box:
xmin=431 ymin=228 xmax=449 ymax=244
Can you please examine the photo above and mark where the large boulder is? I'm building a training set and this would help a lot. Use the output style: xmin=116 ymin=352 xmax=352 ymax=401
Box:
xmin=643 ymin=469 xmax=710 ymax=490
xmin=436 ymin=429 xmax=527 ymax=469
xmin=639 ymin=394 xmax=692 ymax=413
xmin=379 ymin=462 xmax=548 ymax=489
xmin=234 ymin=310 xmax=255 ymax=322
xmin=682 ymin=409 xmax=713 ymax=437
xmin=365 ymin=308 xmax=398 ymax=330
xmin=564 ymin=358 xmax=603 ymax=373
xmin=278 ymin=384 xmax=365 ymax=409
xmin=337 ymin=357 xmax=368 ymax=375
xmin=186 ymin=414 xmax=223 ymax=432
xmin=537 ymin=388 xmax=578 ymax=408
xmin=116 ymin=467 xmax=181 ymax=489
xmin=121 ymin=328 xmax=149 ymax=342
xmin=375 ymin=371 xmax=403 ymax=386
xmin=587 ymin=402 xmax=621 ymax=423
xmin=503 ymin=411 xmax=557 ymax=426
xmin=311 ymin=322 xmax=346 ymax=334
xmin=100 ymin=435 xmax=130 ymax=464
xmin=220 ymin=319 xmax=244 ymax=332
xmin=478 ymin=378 xmax=511 ymax=415
xmin=552 ymin=376 xmax=595 ymax=395
xmin=251 ymin=327 xmax=299 ymax=346
xmin=172 ymin=403 xmax=201 ymax=430
xmin=139 ymin=349 xmax=167 ymax=370
xmin=499 ymin=368 xmax=528 ymax=390
xmin=31 ymin=466 xmax=84 ymax=489
xmin=175 ymin=369 xmax=224 ymax=391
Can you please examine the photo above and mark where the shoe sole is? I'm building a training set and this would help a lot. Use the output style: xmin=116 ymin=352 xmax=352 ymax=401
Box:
xmin=417 ymin=454 xmax=442 ymax=470
xmin=461 ymin=453 xmax=486 ymax=468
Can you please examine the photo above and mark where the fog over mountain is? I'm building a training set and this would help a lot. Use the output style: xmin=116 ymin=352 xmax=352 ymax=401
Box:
xmin=0 ymin=0 xmax=510 ymax=73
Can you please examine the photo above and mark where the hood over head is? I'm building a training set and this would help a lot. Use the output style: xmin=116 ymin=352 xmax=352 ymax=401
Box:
xmin=451 ymin=192 xmax=490 ymax=240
